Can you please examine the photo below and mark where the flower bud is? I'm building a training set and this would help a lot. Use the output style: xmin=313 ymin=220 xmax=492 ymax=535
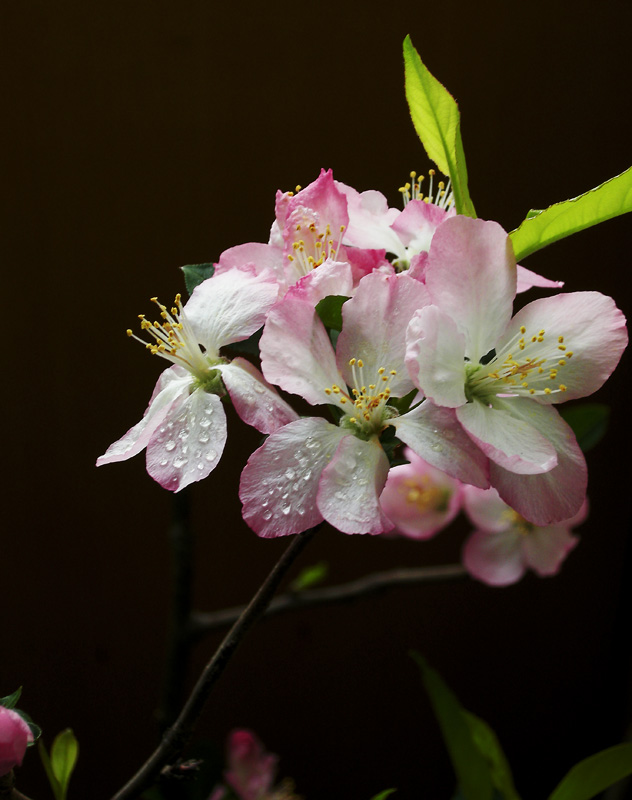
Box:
xmin=0 ymin=706 xmax=32 ymax=776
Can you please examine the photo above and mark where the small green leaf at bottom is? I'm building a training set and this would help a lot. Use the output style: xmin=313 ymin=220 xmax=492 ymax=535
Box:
xmin=547 ymin=742 xmax=632 ymax=800
xmin=370 ymin=790 xmax=397 ymax=800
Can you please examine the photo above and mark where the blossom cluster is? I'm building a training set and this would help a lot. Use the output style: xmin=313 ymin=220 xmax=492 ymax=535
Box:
xmin=97 ymin=169 xmax=627 ymax=584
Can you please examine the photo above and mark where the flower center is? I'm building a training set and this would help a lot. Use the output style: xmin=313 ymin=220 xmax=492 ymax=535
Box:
xmin=324 ymin=358 xmax=399 ymax=437
xmin=502 ymin=508 xmax=534 ymax=535
xmin=466 ymin=325 xmax=573 ymax=401
xmin=400 ymin=476 xmax=450 ymax=514
xmin=399 ymin=169 xmax=454 ymax=210
xmin=286 ymin=218 xmax=346 ymax=277
xmin=127 ymin=295 xmax=226 ymax=386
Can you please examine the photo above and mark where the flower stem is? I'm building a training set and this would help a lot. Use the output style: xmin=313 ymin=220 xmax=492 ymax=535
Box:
xmin=109 ymin=526 xmax=317 ymax=800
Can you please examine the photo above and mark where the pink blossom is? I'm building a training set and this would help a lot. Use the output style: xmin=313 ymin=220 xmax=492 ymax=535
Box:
xmin=461 ymin=486 xmax=587 ymax=586
xmin=0 ymin=707 xmax=32 ymax=776
xmin=240 ymin=270 xmax=488 ymax=538
xmin=97 ymin=268 xmax=298 ymax=491
xmin=406 ymin=215 xmax=627 ymax=524
xmin=380 ymin=447 xmax=462 ymax=539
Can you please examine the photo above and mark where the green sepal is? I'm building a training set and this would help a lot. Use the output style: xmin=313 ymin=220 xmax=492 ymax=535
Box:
xmin=464 ymin=711 xmax=521 ymax=800
xmin=509 ymin=166 xmax=632 ymax=261
xmin=412 ymin=653 xmax=494 ymax=800
xmin=289 ymin=561 xmax=329 ymax=592
xmin=181 ymin=262 xmax=215 ymax=297
xmin=388 ymin=387 xmax=419 ymax=416
xmin=0 ymin=687 xmax=22 ymax=709
xmin=403 ymin=35 xmax=476 ymax=218
xmin=315 ymin=295 xmax=349 ymax=331
xmin=547 ymin=742 xmax=632 ymax=800
xmin=224 ymin=328 xmax=262 ymax=357
xmin=559 ymin=403 xmax=610 ymax=453
xmin=379 ymin=426 xmax=403 ymax=467
xmin=370 ymin=790 xmax=397 ymax=800
xmin=14 ymin=708 xmax=42 ymax=745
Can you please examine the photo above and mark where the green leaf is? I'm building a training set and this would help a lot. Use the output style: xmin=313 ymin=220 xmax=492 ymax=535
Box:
xmin=0 ymin=687 xmax=22 ymax=709
xmin=315 ymin=295 xmax=349 ymax=331
xmin=50 ymin=729 xmax=79 ymax=800
xmin=403 ymin=35 xmax=476 ymax=218
xmin=464 ymin=711 xmax=521 ymax=800
xmin=559 ymin=403 xmax=610 ymax=453
xmin=38 ymin=740 xmax=62 ymax=800
xmin=370 ymin=791 xmax=397 ymax=800
xmin=289 ymin=561 xmax=329 ymax=592
xmin=509 ymin=166 xmax=632 ymax=261
xmin=181 ymin=262 xmax=215 ymax=296
xmin=547 ymin=742 xmax=632 ymax=800
xmin=412 ymin=653 xmax=493 ymax=800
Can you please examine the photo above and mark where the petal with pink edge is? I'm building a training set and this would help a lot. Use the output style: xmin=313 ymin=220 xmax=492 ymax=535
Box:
xmin=337 ymin=272 xmax=430 ymax=398
xmin=391 ymin=401 xmax=489 ymax=488
xmin=522 ymin=525 xmax=579 ymax=577
xmin=239 ymin=417 xmax=347 ymax=538
xmin=215 ymin=241 xmax=284 ymax=283
xmin=497 ymin=291 xmax=628 ymax=403
xmin=218 ymin=358 xmax=299 ymax=434
xmin=260 ymin=293 xmax=344 ymax=406
xmin=185 ymin=267 xmax=279 ymax=352
xmin=516 ymin=264 xmax=564 ymax=293
xmin=146 ymin=387 xmax=227 ymax=492
xmin=96 ymin=369 xmax=190 ymax=466
xmin=425 ymin=216 xmax=517 ymax=362
xmin=462 ymin=529 xmax=526 ymax=586
xmin=285 ymin=258 xmax=353 ymax=306
xmin=390 ymin=198 xmax=450 ymax=252
xmin=489 ymin=399 xmax=587 ymax=525
xmin=462 ymin=486 xmax=513 ymax=534
xmin=456 ymin=400 xmax=557 ymax=474
xmin=406 ymin=305 xmax=467 ymax=407
xmin=317 ymin=434 xmax=393 ymax=535
xmin=286 ymin=169 xmax=349 ymax=235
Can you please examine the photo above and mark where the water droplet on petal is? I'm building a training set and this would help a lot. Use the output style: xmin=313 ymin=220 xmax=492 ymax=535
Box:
xmin=285 ymin=468 xmax=296 ymax=480
xmin=199 ymin=431 xmax=210 ymax=444
xmin=165 ymin=441 xmax=176 ymax=451
xmin=253 ymin=382 xmax=265 ymax=394
xmin=430 ymin=442 xmax=443 ymax=453
xmin=263 ymin=510 xmax=273 ymax=521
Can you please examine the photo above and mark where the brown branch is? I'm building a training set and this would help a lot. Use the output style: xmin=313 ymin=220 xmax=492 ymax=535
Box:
xmin=189 ymin=563 xmax=467 ymax=638
xmin=109 ymin=526 xmax=317 ymax=800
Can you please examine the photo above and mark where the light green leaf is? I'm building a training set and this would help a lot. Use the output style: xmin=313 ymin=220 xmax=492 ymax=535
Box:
xmin=403 ymin=35 xmax=476 ymax=218
xmin=412 ymin=653 xmax=493 ymax=800
xmin=370 ymin=791 xmax=397 ymax=800
xmin=559 ymin=403 xmax=610 ymax=453
xmin=547 ymin=742 xmax=632 ymax=800
xmin=464 ymin=711 xmax=521 ymax=800
xmin=289 ymin=561 xmax=329 ymax=592
xmin=50 ymin=729 xmax=79 ymax=800
xmin=38 ymin=740 xmax=62 ymax=800
xmin=0 ymin=687 xmax=22 ymax=709
xmin=510 ymin=166 xmax=632 ymax=261
xmin=181 ymin=262 xmax=215 ymax=296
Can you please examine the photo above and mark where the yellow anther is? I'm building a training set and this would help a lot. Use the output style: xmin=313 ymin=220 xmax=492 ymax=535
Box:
xmin=558 ymin=360 xmax=566 ymax=366
xmin=539 ymin=330 xmax=545 ymax=336
xmin=390 ymin=370 xmax=397 ymax=375
xmin=377 ymin=367 xmax=385 ymax=374
xmin=126 ymin=329 xmax=133 ymax=336
xmin=559 ymin=384 xmax=567 ymax=391
xmin=558 ymin=344 xmax=566 ymax=351
xmin=295 ymin=185 xmax=302 ymax=192
xmin=529 ymin=389 xmax=535 ymax=394
xmin=520 ymin=326 xmax=526 ymax=334
xmin=537 ymin=337 xmax=544 ymax=343
xmin=410 ymin=170 xmax=416 ymax=179
xmin=544 ymin=388 xmax=552 ymax=394
xmin=349 ymin=358 xmax=356 ymax=366
xmin=381 ymin=375 xmax=388 ymax=382
xmin=357 ymin=359 xmax=364 ymax=368
xmin=150 ymin=296 xmax=158 ymax=303
xmin=531 ymin=336 xmax=537 ymax=343
xmin=429 ymin=168 xmax=435 ymax=175
xmin=324 ymin=388 xmax=332 ymax=395
xmin=349 ymin=417 xmax=357 ymax=424
xmin=538 ymin=367 xmax=544 ymax=374
xmin=566 ymin=351 xmax=573 ymax=358
xmin=340 ymin=225 xmax=346 ymax=232
xmin=522 ymin=382 xmax=528 ymax=388
xmin=558 ymin=336 xmax=564 ymax=343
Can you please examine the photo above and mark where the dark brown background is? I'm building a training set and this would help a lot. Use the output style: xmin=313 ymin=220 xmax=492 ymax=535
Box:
xmin=3 ymin=2 xmax=632 ymax=798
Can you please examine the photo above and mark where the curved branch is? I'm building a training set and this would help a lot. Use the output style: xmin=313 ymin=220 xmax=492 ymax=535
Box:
xmin=189 ymin=563 xmax=467 ymax=638
xmin=110 ymin=527 xmax=317 ymax=800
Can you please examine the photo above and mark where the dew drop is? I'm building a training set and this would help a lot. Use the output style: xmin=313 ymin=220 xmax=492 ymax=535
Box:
xmin=173 ymin=456 xmax=187 ymax=469
xmin=285 ymin=468 xmax=296 ymax=480
xmin=160 ymin=458 xmax=168 ymax=466
xmin=165 ymin=441 xmax=176 ymax=452
xmin=253 ymin=382 xmax=265 ymax=394
xmin=205 ymin=450 xmax=217 ymax=462
xmin=281 ymin=505 xmax=292 ymax=515
xmin=199 ymin=416 xmax=212 ymax=429
xmin=430 ymin=442 xmax=443 ymax=453
xmin=263 ymin=510 xmax=273 ymax=521
xmin=199 ymin=431 xmax=210 ymax=444
xmin=197 ymin=462 xmax=205 ymax=470
xmin=444 ymin=430 xmax=455 ymax=440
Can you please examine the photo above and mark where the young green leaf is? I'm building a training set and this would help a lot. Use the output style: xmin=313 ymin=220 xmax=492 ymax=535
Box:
xmin=559 ymin=403 xmax=610 ymax=453
xmin=403 ymin=35 xmax=476 ymax=218
xmin=50 ymin=729 xmax=79 ymax=800
xmin=412 ymin=653 xmax=493 ymax=800
xmin=315 ymin=295 xmax=349 ymax=331
xmin=464 ymin=711 xmax=521 ymax=800
xmin=181 ymin=262 xmax=215 ymax=296
xmin=38 ymin=740 xmax=62 ymax=800
xmin=547 ymin=742 xmax=632 ymax=800
xmin=369 ymin=790 xmax=397 ymax=800
xmin=289 ymin=561 xmax=329 ymax=592
xmin=0 ymin=687 xmax=22 ymax=709
xmin=510 ymin=166 xmax=632 ymax=261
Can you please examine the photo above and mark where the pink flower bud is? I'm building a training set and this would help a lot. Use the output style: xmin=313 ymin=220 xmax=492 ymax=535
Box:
xmin=0 ymin=707 xmax=32 ymax=776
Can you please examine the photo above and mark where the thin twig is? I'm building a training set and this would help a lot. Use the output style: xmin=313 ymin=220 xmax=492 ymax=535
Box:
xmin=189 ymin=563 xmax=467 ymax=638
xmin=109 ymin=527 xmax=317 ymax=800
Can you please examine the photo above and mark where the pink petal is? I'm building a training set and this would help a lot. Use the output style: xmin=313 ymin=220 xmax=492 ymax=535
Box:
xmin=406 ymin=305 xmax=468 ymax=407
xmin=317 ymin=435 xmax=393 ymax=534
xmin=185 ymin=267 xmax=279 ymax=351
xmin=489 ymin=399 xmax=587 ymax=525
xmin=390 ymin=198 xmax=450 ymax=251
xmin=335 ymin=181 xmax=403 ymax=253
xmin=146 ymin=388 xmax=226 ymax=492
xmin=425 ymin=216 xmax=517 ymax=362
xmin=96 ymin=368 xmax=190 ymax=466
xmin=260 ymin=293 xmax=344 ymax=406
xmin=462 ymin=529 xmax=526 ymax=586
xmin=284 ymin=258 xmax=353 ymax=306
xmin=499 ymin=291 xmax=628 ymax=403
xmin=522 ymin=525 xmax=579 ymax=577
xmin=215 ymin=241 xmax=285 ymax=284
xmin=462 ymin=486 xmax=513 ymax=534
xmin=456 ymin=400 xmax=558 ymax=474
xmin=336 ymin=272 xmax=430 ymax=397
xmin=239 ymin=417 xmax=347 ymax=537
xmin=286 ymin=169 xmax=349 ymax=235
xmin=219 ymin=358 xmax=299 ymax=434
xmin=0 ymin=707 xmax=32 ymax=774
xmin=516 ymin=264 xmax=564 ymax=293
xmin=391 ymin=401 xmax=490 ymax=488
